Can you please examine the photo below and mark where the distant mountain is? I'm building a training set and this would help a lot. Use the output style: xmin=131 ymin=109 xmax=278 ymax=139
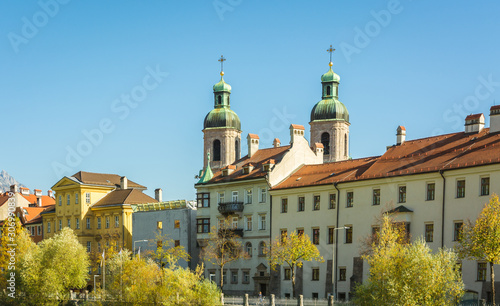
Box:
xmin=0 ymin=170 xmax=26 ymax=192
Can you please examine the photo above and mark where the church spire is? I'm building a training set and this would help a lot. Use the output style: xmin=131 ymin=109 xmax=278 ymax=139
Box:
xmin=197 ymin=152 xmax=213 ymax=184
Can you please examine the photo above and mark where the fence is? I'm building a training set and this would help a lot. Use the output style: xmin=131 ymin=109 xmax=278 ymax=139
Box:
xmin=222 ymin=294 xmax=354 ymax=306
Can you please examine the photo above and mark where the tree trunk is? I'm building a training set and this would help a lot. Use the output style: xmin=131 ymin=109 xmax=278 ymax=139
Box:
xmin=491 ymin=261 xmax=496 ymax=306
xmin=220 ymin=263 xmax=224 ymax=293
xmin=291 ymin=264 xmax=296 ymax=298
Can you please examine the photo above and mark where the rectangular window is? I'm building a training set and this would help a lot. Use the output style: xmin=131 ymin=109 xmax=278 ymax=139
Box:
xmin=105 ymin=216 xmax=110 ymax=229
xmin=281 ymin=229 xmax=288 ymax=242
xmin=328 ymin=227 xmax=335 ymax=244
xmin=97 ymin=217 xmax=101 ymax=229
xmin=245 ymin=189 xmax=253 ymax=204
xmin=115 ymin=216 xmax=119 ymax=227
xmin=86 ymin=218 xmax=91 ymax=229
xmin=67 ymin=194 xmax=70 ymax=205
xmin=47 ymin=222 xmax=51 ymax=233
xmin=427 ymin=183 xmax=435 ymax=201
xmin=284 ymin=268 xmax=291 ymax=280
xmin=245 ymin=216 xmax=252 ymax=231
xmin=298 ymin=196 xmax=305 ymax=211
xmin=87 ymin=241 xmax=91 ymax=253
xmin=297 ymin=228 xmax=304 ymax=236
xmin=30 ymin=227 xmax=34 ymax=236
xmin=223 ymin=271 xmax=227 ymax=284
xmin=259 ymin=188 xmax=267 ymax=203
xmin=76 ymin=218 xmax=80 ymax=229
xmin=339 ymin=267 xmax=346 ymax=281
xmin=85 ymin=192 xmax=91 ymax=204
xmin=157 ymin=221 xmax=163 ymax=230
xmin=399 ymin=186 xmax=407 ymax=203
xmin=345 ymin=226 xmax=353 ymax=244
xmin=481 ymin=177 xmax=490 ymax=196
xmin=232 ymin=191 xmax=238 ymax=202
xmin=329 ymin=193 xmax=336 ymax=209
xmin=197 ymin=218 xmax=210 ymax=233
xmin=312 ymin=268 xmax=320 ymax=281
xmin=174 ymin=240 xmax=180 ymax=247
xmin=231 ymin=270 xmax=238 ymax=284
xmin=346 ymin=191 xmax=354 ymax=207
xmin=281 ymin=198 xmax=288 ymax=213
xmin=58 ymin=195 xmax=62 ymax=206
xmin=174 ymin=220 xmax=180 ymax=228
xmin=75 ymin=193 xmax=79 ymax=204
xmin=457 ymin=180 xmax=465 ymax=198
xmin=67 ymin=218 xmax=71 ymax=228
xmin=425 ymin=223 xmax=433 ymax=242
xmin=478 ymin=262 xmax=487 ymax=281
xmin=313 ymin=195 xmax=320 ymax=210
xmin=372 ymin=189 xmax=380 ymax=205
xmin=218 ymin=192 xmax=225 ymax=204
xmin=242 ymin=271 xmax=250 ymax=284
xmin=59 ymin=219 xmax=62 ymax=231
xmin=259 ymin=215 xmax=266 ymax=230
xmin=232 ymin=217 xmax=238 ymax=229
xmin=209 ymin=271 xmax=216 ymax=283
xmin=312 ymin=228 xmax=319 ymax=245
xmin=98 ymin=242 xmax=101 ymax=253
xmin=196 ymin=192 xmax=210 ymax=208
xmin=454 ymin=221 xmax=463 ymax=241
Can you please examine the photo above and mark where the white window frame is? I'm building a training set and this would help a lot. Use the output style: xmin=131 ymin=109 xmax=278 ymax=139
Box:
xmin=85 ymin=192 xmax=91 ymax=204
xmin=66 ymin=194 xmax=71 ymax=205
xmin=259 ymin=214 xmax=266 ymax=230
xmin=218 ymin=192 xmax=225 ymax=204
xmin=245 ymin=215 xmax=253 ymax=231
xmin=115 ymin=215 xmax=119 ymax=227
xmin=259 ymin=188 xmax=267 ymax=203
xmin=232 ymin=191 xmax=238 ymax=202
xmin=245 ymin=188 xmax=253 ymax=204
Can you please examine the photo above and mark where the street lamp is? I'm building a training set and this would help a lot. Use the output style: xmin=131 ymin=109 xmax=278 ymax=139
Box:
xmin=332 ymin=226 xmax=349 ymax=301
xmin=133 ymin=239 xmax=148 ymax=260
xmin=93 ymin=274 xmax=98 ymax=297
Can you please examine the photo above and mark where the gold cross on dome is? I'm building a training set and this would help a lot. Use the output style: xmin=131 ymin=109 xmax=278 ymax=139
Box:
xmin=218 ymin=55 xmax=226 ymax=75
xmin=327 ymin=45 xmax=335 ymax=64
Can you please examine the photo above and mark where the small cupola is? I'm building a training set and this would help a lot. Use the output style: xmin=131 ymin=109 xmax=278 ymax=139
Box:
xmin=273 ymin=138 xmax=281 ymax=148
xmin=465 ymin=113 xmax=485 ymax=133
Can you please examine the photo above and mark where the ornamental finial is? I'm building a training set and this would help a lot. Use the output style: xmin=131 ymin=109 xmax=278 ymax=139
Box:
xmin=218 ymin=55 xmax=226 ymax=76
xmin=326 ymin=45 xmax=335 ymax=67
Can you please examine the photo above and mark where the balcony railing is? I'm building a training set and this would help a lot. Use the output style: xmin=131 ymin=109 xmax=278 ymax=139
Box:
xmin=218 ymin=228 xmax=244 ymax=238
xmin=218 ymin=201 xmax=244 ymax=214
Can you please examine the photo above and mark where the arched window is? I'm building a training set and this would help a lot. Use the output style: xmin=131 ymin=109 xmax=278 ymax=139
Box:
xmin=227 ymin=96 xmax=230 ymax=106
xmin=246 ymin=242 xmax=252 ymax=257
xmin=217 ymin=96 xmax=221 ymax=105
xmin=344 ymin=134 xmax=348 ymax=156
xmin=326 ymin=86 xmax=331 ymax=96
xmin=213 ymin=140 xmax=221 ymax=161
xmin=235 ymin=139 xmax=240 ymax=160
xmin=321 ymin=132 xmax=330 ymax=155
xmin=259 ymin=241 xmax=266 ymax=256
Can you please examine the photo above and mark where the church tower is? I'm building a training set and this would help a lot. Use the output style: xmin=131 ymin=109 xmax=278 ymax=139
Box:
xmin=310 ymin=46 xmax=350 ymax=163
xmin=202 ymin=56 xmax=242 ymax=171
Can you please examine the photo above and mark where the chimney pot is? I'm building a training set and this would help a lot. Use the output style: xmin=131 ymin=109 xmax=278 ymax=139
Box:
xmin=47 ymin=190 xmax=54 ymax=198
xmin=273 ymin=138 xmax=281 ymax=148
xmin=155 ymin=188 xmax=163 ymax=202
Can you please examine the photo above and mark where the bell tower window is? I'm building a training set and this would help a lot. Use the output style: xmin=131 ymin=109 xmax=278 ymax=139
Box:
xmin=344 ymin=134 xmax=348 ymax=156
xmin=321 ymin=132 xmax=330 ymax=155
xmin=326 ymin=86 xmax=331 ymax=96
xmin=213 ymin=140 xmax=221 ymax=161
xmin=235 ymin=139 xmax=240 ymax=160
xmin=217 ymin=96 xmax=222 ymax=105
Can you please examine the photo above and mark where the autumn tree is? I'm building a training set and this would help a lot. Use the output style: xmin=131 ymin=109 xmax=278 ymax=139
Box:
xmin=355 ymin=215 xmax=463 ymax=305
xmin=266 ymin=231 xmax=323 ymax=298
xmin=149 ymin=230 xmax=190 ymax=268
xmin=201 ymin=217 xmax=248 ymax=292
xmin=456 ymin=194 xmax=500 ymax=305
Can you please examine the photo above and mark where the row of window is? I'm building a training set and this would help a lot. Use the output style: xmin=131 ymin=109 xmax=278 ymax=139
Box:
xmin=27 ymin=225 xmax=42 ymax=236
xmin=196 ymin=188 xmax=268 ymax=208
xmin=58 ymin=192 xmax=91 ymax=206
xmin=196 ymin=215 xmax=267 ymax=233
xmin=156 ymin=220 xmax=181 ymax=230
xmin=281 ymin=194 xmax=337 ymax=213
xmin=207 ymin=269 xmax=251 ymax=285
xmin=282 ymin=266 xmax=347 ymax=282
xmin=244 ymin=241 xmax=266 ymax=257
xmin=86 ymin=240 xmax=115 ymax=253
xmin=279 ymin=227 xmax=353 ymax=245
xmin=47 ymin=216 xmax=120 ymax=233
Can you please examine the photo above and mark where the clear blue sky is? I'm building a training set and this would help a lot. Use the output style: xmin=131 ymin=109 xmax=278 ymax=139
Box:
xmin=2 ymin=0 xmax=500 ymax=200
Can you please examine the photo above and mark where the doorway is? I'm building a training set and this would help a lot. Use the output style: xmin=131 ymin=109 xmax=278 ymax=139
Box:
xmin=260 ymin=283 xmax=267 ymax=296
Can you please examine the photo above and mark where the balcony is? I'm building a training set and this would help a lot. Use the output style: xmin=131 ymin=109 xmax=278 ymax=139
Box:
xmin=218 ymin=228 xmax=244 ymax=238
xmin=218 ymin=201 xmax=244 ymax=214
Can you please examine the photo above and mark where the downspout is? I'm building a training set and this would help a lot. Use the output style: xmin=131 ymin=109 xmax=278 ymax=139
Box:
xmin=439 ymin=170 xmax=446 ymax=248
xmin=334 ymin=182 xmax=341 ymax=298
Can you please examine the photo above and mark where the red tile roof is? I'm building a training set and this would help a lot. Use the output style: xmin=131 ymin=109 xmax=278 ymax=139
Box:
xmin=71 ymin=171 xmax=145 ymax=189
xmin=26 ymin=205 xmax=55 ymax=224
xmin=248 ymin=133 xmax=259 ymax=139
xmin=314 ymin=143 xmax=324 ymax=148
xmin=398 ymin=126 xmax=406 ymax=131
xmin=273 ymin=129 xmax=500 ymax=190
xmin=465 ymin=113 xmax=483 ymax=120
xmin=21 ymin=194 xmax=55 ymax=207
xmin=198 ymin=145 xmax=291 ymax=185
xmin=492 ymin=105 xmax=500 ymax=111
xmin=291 ymin=124 xmax=305 ymax=130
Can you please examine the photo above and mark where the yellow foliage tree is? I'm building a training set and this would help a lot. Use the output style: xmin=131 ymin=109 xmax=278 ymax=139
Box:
xmin=456 ymin=194 xmax=500 ymax=305
xmin=266 ymin=231 xmax=323 ymax=298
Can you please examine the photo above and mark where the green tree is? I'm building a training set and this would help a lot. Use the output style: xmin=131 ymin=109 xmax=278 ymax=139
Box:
xmin=355 ymin=215 xmax=463 ymax=305
xmin=201 ymin=217 xmax=248 ymax=292
xmin=266 ymin=231 xmax=323 ymax=298
xmin=456 ymin=194 xmax=500 ymax=305
xmin=20 ymin=227 xmax=90 ymax=304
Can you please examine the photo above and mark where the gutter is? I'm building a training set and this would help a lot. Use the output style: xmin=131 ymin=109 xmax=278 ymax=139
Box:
xmin=439 ymin=170 xmax=446 ymax=248
xmin=333 ymin=182 xmax=341 ymax=297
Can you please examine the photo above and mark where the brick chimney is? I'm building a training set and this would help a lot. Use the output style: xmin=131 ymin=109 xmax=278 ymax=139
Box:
xmin=120 ymin=176 xmax=128 ymax=189
xmin=247 ymin=134 xmax=259 ymax=158
xmin=490 ymin=106 xmax=500 ymax=133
